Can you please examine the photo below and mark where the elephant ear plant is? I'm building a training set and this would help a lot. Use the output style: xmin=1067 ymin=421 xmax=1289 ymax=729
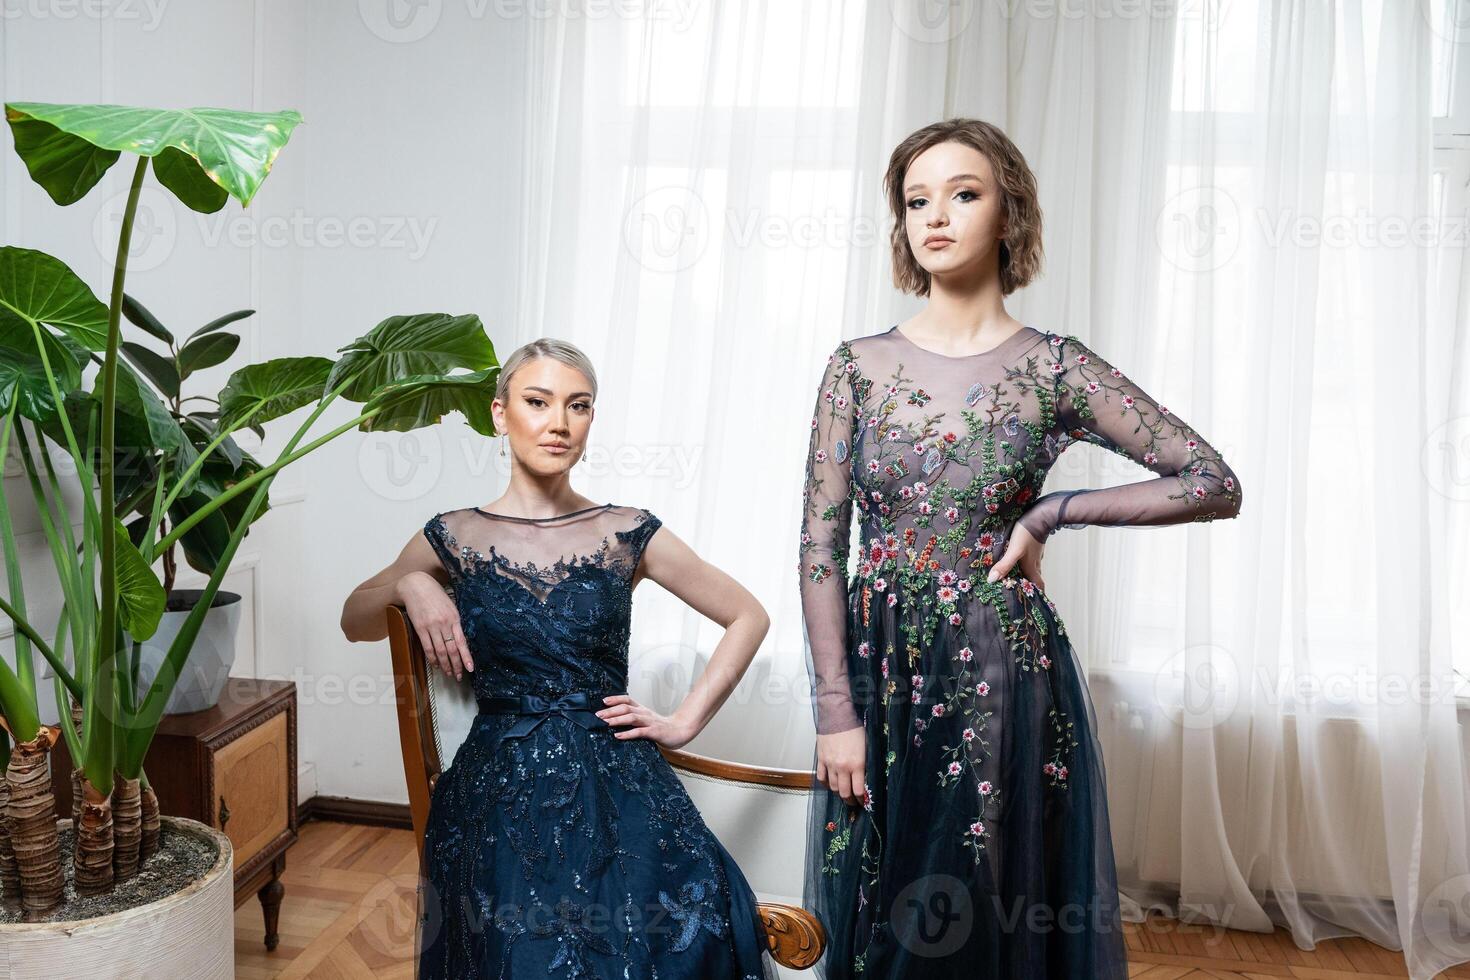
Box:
xmin=0 ymin=103 xmax=499 ymax=916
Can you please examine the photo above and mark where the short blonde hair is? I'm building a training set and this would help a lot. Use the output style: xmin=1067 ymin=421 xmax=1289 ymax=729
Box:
xmin=884 ymin=118 xmax=1044 ymax=297
xmin=493 ymin=338 xmax=598 ymax=405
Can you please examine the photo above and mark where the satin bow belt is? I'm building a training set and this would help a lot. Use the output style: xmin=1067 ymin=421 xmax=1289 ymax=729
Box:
xmin=475 ymin=691 xmax=615 ymax=741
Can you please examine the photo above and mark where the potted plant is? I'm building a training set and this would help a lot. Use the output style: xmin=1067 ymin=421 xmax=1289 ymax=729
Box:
xmin=0 ymin=102 xmax=498 ymax=973
xmin=36 ymin=298 xmax=271 ymax=715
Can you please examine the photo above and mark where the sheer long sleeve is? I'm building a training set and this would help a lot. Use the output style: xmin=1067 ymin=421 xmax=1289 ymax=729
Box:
xmin=1017 ymin=334 xmax=1243 ymax=540
xmin=799 ymin=341 xmax=862 ymax=735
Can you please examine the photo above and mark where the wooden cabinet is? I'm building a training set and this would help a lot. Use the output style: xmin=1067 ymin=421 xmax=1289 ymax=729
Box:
xmin=50 ymin=677 xmax=299 ymax=950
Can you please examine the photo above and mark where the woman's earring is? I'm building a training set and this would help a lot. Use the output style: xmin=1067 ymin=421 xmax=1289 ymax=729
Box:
xmin=500 ymin=436 xmax=507 ymax=457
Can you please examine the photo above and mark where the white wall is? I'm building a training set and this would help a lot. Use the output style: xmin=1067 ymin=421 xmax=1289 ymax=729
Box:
xmin=0 ymin=0 xmax=541 ymax=805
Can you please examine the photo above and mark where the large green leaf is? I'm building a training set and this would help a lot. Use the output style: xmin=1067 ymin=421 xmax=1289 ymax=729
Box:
xmin=0 ymin=345 xmax=61 ymax=421
xmin=113 ymin=517 xmax=165 ymax=641
xmin=326 ymin=313 xmax=495 ymax=401
xmin=361 ymin=368 xmax=500 ymax=437
xmin=0 ymin=315 xmax=82 ymax=419
xmin=4 ymin=103 xmax=302 ymax=209
xmin=0 ymin=246 xmax=110 ymax=350
xmin=216 ymin=356 xmax=333 ymax=430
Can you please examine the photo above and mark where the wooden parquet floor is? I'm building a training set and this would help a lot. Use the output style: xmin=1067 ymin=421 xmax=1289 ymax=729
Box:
xmin=235 ymin=820 xmax=1470 ymax=979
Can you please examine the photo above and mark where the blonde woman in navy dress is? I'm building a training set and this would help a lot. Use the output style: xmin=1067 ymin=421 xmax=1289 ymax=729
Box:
xmin=799 ymin=118 xmax=1243 ymax=978
xmin=342 ymin=339 xmax=778 ymax=979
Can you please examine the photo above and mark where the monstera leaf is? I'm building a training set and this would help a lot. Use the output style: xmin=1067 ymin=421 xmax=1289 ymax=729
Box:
xmin=361 ymin=368 xmax=500 ymax=436
xmin=5 ymin=102 xmax=302 ymax=210
xmin=326 ymin=313 xmax=495 ymax=401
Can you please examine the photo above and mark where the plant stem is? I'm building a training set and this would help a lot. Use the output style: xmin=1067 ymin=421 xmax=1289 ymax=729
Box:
xmin=88 ymin=155 xmax=148 ymax=797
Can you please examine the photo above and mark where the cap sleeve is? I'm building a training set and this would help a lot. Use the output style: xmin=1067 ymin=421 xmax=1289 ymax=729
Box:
xmin=423 ymin=513 xmax=461 ymax=585
xmin=617 ymin=509 xmax=663 ymax=577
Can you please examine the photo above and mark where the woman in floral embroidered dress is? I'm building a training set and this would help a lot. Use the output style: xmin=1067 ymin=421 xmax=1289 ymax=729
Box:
xmin=798 ymin=119 xmax=1243 ymax=979
xmin=342 ymin=339 xmax=779 ymax=979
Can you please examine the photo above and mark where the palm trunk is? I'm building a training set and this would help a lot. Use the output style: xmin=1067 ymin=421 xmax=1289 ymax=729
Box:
xmin=0 ymin=775 xmax=19 ymax=907
xmin=72 ymin=778 xmax=114 ymax=896
xmin=110 ymin=771 xmax=141 ymax=879
xmin=6 ymin=724 xmax=62 ymax=914
xmin=69 ymin=699 xmax=83 ymax=828
xmin=139 ymin=781 xmax=160 ymax=860
xmin=70 ymin=768 xmax=83 ymax=827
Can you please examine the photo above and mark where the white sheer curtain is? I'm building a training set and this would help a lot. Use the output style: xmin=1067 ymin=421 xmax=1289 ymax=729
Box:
xmin=502 ymin=2 xmax=1468 ymax=975
xmin=1081 ymin=3 xmax=1470 ymax=978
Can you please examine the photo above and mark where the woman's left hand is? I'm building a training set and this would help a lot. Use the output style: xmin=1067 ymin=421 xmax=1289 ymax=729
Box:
xmin=986 ymin=521 xmax=1048 ymax=591
xmin=596 ymin=694 xmax=696 ymax=750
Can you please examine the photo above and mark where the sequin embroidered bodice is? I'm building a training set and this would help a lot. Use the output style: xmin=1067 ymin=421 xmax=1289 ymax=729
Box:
xmin=423 ymin=503 xmax=660 ymax=701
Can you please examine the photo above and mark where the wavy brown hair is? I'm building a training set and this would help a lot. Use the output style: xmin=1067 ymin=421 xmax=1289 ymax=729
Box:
xmin=884 ymin=118 xmax=1044 ymax=297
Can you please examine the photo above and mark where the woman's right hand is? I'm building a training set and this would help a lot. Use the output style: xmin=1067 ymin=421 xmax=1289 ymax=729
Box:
xmin=815 ymin=727 xmax=867 ymax=807
xmin=397 ymin=571 xmax=474 ymax=680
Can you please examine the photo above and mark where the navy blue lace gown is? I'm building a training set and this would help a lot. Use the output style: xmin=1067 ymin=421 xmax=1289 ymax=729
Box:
xmin=416 ymin=502 xmax=778 ymax=980
xmin=799 ymin=326 xmax=1243 ymax=978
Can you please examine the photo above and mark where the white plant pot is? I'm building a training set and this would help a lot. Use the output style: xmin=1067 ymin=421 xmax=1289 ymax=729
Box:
xmin=0 ymin=816 xmax=234 ymax=978
xmin=133 ymin=589 xmax=244 ymax=714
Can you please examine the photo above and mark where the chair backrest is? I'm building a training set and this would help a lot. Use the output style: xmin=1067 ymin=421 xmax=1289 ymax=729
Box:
xmin=384 ymin=603 xmax=827 ymax=971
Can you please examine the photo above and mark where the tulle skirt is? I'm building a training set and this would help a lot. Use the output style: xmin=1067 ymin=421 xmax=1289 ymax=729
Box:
xmin=417 ymin=713 xmax=779 ymax=979
xmin=804 ymin=571 xmax=1129 ymax=979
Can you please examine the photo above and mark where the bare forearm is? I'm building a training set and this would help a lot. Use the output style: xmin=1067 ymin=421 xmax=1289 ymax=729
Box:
xmin=340 ymin=579 xmax=403 ymax=642
xmin=669 ymin=607 xmax=769 ymax=737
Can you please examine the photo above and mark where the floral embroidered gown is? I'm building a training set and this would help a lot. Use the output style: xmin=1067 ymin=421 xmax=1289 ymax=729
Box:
xmin=799 ymin=325 xmax=1242 ymax=979
xmin=417 ymin=503 xmax=778 ymax=980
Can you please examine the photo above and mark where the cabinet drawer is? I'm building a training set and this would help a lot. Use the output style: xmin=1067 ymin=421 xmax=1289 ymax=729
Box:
xmin=210 ymin=710 xmax=289 ymax=869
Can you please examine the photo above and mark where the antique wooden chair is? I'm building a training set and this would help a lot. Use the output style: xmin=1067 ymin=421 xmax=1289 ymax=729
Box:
xmin=386 ymin=603 xmax=826 ymax=970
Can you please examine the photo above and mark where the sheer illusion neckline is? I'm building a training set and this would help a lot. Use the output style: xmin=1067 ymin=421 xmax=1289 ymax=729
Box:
xmin=472 ymin=502 xmax=613 ymax=522
xmin=889 ymin=322 xmax=1038 ymax=360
